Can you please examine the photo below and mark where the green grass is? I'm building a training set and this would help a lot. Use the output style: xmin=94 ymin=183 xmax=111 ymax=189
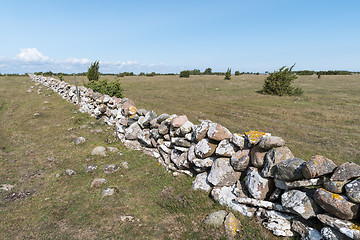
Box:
xmin=64 ymin=74 xmax=360 ymax=165
xmin=0 ymin=76 xmax=285 ymax=239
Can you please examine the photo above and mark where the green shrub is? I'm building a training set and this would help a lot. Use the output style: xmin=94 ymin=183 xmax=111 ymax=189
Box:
xmin=59 ymin=75 xmax=64 ymax=81
xmin=85 ymin=79 xmax=123 ymax=98
xmin=234 ymin=71 xmax=240 ymax=76
xmin=87 ymin=60 xmax=100 ymax=81
xmin=204 ymin=68 xmax=212 ymax=75
xmin=224 ymin=68 xmax=231 ymax=80
xmin=261 ymin=64 xmax=303 ymax=96
xmin=179 ymin=70 xmax=190 ymax=78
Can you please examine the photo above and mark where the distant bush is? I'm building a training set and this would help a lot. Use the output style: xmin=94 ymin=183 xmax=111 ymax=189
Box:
xmin=204 ymin=68 xmax=212 ymax=75
xmin=316 ymin=70 xmax=352 ymax=75
xmin=224 ymin=68 xmax=231 ymax=80
xmin=234 ymin=71 xmax=240 ymax=76
xmin=85 ymin=79 xmax=123 ymax=98
xmin=294 ymin=70 xmax=314 ymax=75
xmin=59 ymin=75 xmax=64 ymax=81
xmin=180 ymin=70 xmax=190 ymax=78
xmin=261 ymin=65 xmax=303 ymax=96
xmin=87 ymin=60 xmax=100 ymax=81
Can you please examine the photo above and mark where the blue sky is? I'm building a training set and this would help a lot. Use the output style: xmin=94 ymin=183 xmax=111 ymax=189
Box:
xmin=1 ymin=0 xmax=359 ymax=73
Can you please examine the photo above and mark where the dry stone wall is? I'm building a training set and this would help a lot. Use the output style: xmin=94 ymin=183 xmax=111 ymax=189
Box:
xmin=29 ymin=74 xmax=360 ymax=239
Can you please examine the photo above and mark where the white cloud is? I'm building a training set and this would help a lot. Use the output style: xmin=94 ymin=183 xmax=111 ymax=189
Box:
xmin=64 ymin=57 xmax=91 ymax=64
xmin=16 ymin=48 xmax=50 ymax=62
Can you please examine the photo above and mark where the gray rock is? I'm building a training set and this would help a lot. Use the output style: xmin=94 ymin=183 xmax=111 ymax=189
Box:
xmin=84 ymin=164 xmax=98 ymax=172
xmin=230 ymin=133 xmax=245 ymax=149
xmin=158 ymin=120 xmax=170 ymax=135
xmin=73 ymin=136 xmax=86 ymax=145
xmin=142 ymin=110 xmax=157 ymax=128
xmin=331 ymin=162 xmax=360 ymax=182
xmin=137 ymin=116 xmax=146 ymax=128
xmin=215 ymin=139 xmax=237 ymax=157
xmin=203 ymin=210 xmax=227 ymax=227
xmin=291 ymin=220 xmax=322 ymax=240
xmin=170 ymin=149 xmax=189 ymax=169
xmin=194 ymin=138 xmax=217 ymax=159
xmin=207 ymin=122 xmax=232 ymax=142
xmin=125 ymin=122 xmax=142 ymax=140
xmin=187 ymin=144 xmax=197 ymax=163
xmin=138 ymin=129 xmax=153 ymax=147
xmin=157 ymin=113 xmax=170 ymax=123
xmin=192 ymin=172 xmax=212 ymax=191
xmin=179 ymin=120 xmax=194 ymax=135
xmin=102 ymin=187 xmax=118 ymax=197
xmin=345 ymin=179 xmax=360 ymax=203
xmin=317 ymin=214 xmax=360 ymax=240
xmin=103 ymin=164 xmax=119 ymax=174
xmin=192 ymin=157 xmax=215 ymax=169
xmin=150 ymin=128 xmax=160 ymax=140
xmin=224 ymin=212 xmax=242 ymax=239
xmin=65 ymin=169 xmax=76 ymax=176
xmin=207 ymin=158 xmax=241 ymax=187
xmin=194 ymin=120 xmax=211 ymax=142
xmin=250 ymin=145 xmax=267 ymax=168
xmin=107 ymin=147 xmax=119 ymax=153
xmin=258 ymin=136 xmax=285 ymax=150
xmin=281 ymin=190 xmax=319 ymax=219
xmin=91 ymin=178 xmax=108 ymax=188
xmin=120 ymin=161 xmax=129 ymax=169
xmin=172 ymin=137 xmax=191 ymax=148
xmin=321 ymin=226 xmax=352 ymax=240
xmin=276 ymin=157 xmax=306 ymax=181
xmin=245 ymin=167 xmax=273 ymax=200
xmin=324 ymin=178 xmax=349 ymax=193
xmin=137 ymin=108 xmax=147 ymax=116
xmin=262 ymin=146 xmax=294 ymax=178
xmin=91 ymin=146 xmax=107 ymax=156
xmin=230 ymin=149 xmax=250 ymax=171
xmin=302 ymin=155 xmax=337 ymax=179
xmin=262 ymin=210 xmax=294 ymax=237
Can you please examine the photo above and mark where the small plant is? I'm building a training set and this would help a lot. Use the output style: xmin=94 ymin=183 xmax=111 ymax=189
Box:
xmin=224 ymin=68 xmax=231 ymax=80
xmin=235 ymin=71 xmax=240 ymax=76
xmin=85 ymin=79 xmax=123 ymax=98
xmin=59 ymin=75 xmax=64 ymax=81
xmin=87 ymin=60 xmax=100 ymax=81
xmin=261 ymin=64 xmax=303 ymax=96
xmin=180 ymin=70 xmax=190 ymax=78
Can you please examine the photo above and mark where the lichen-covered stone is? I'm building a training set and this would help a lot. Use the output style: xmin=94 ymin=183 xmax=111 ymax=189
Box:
xmin=231 ymin=133 xmax=245 ymax=149
xmin=203 ymin=210 xmax=227 ymax=227
xmin=331 ymin=162 xmax=360 ymax=182
xmin=138 ymin=129 xmax=152 ymax=147
xmin=324 ymin=178 xmax=349 ymax=194
xmin=194 ymin=138 xmax=217 ymax=159
xmin=125 ymin=122 xmax=142 ymax=140
xmin=91 ymin=178 xmax=108 ymax=188
xmin=170 ymin=115 xmax=188 ymax=128
xmin=321 ymin=226 xmax=351 ymax=240
xmin=192 ymin=172 xmax=212 ymax=192
xmin=258 ymin=136 xmax=285 ymax=150
xmin=230 ymin=149 xmax=250 ymax=171
xmin=244 ymin=131 xmax=269 ymax=145
xmin=179 ymin=120 xmax=194 ymax=135
xmin=317 ymin=214 xmax=360 ymax=240
xmin=245 ymin=167 xmax=273 ymax=200
xmin=291 ymin=220 xmax=322 ymax=240
xmin=345 ymin=179 xmax=360 ymax=203
xmin=192 ymin=157 xmax=215 ymax=169
xmin=91 ymin=146 xmax=107 ymax=156
xmin=262 ymin=146 xmax=294 ymax=178
xmin=158 ymin=120 xmax=170 ymax=135
xmin=194 ymin=120 xmax=211 ymax=142
xmin=224 ymin=212 xmax=242 ymax=240
xmin=207 ymin=123 xmax=232 ymax=141
xmin=142 ymin=110 xmax=157 ymax=128
xmin=313 ymin=188 xmax=360 ymax=220
xmin=302 ymin=155 xmax=337 ymax=179
xmin=276 ymin=158 xmax=306 ymax=181
xmin=215 ymin=139 xmax=237 ymax=157
xmin=281 ymin=190 xmax=319 ymax=219
xmin=207 ymin=158 xmax=241 ymax=187
xmin=170 ymin=149 xmax=189 ymax=170
xmin=250 ymin=145 xmax=267 ymax=168
xmin=171 ymin=137 xmax=191 ymax=148
xmin=262 ymin=210 xmax=294 ymax=237
xmin=156 ymin=113 xmax=170 ymax=123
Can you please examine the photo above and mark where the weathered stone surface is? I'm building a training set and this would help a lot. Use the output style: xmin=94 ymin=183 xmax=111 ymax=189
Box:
xmin=142 ymin=110 xmax=157 ymax=128
xmin=207 ymin=158 xmax=241 ymax=187
xmin=281 ymin=190 xmax=319 ymax=219
xmin=170 ymin=149 xmax=189 ymax=170
xmin=235 ymin=197 xmax=284 ymax=211
xmin=170 ymin=115 xmax=188 ymax=128
xmin=120 ymin=161 xmax=129 ymax=169
xmin=258 ymin=136 xmax=285 ymax=150
xmin=0 ymin=184 xmax=15 ymax=191
xmin=172 ymin=137 xmax=191 ymax=148
xmin=103 ymin=164 xmax=119 ymax=174
xmin=84 ymin=164 xmax=98 ymax=172
xmin=317 ymin=214 xmax=360 ymax=240
xmin=250 ymin=145 xmax=267 ymax=168
xmin=262 ymin=146 xmax=294 ymax=178
xmin=291 ymin=220 xmax=322 ymax=240
xmin=192 ymin=157 xmax=215 ymax=169
xmin=194 ymin=120 xmax=211 ymax=142
xmin=321 ymin=226 xmax=352 ymax=240
xmin=158 ymin=120 xmax=170 ymax=135
xmin=102 ymin=187 xmax=118 ymax=197
xmin=179 ymin=121 xmax=194 ymax=135
xmin=324 ymin=178 xmax=349 ymax=194
xmin=73 ymin=136 xmax=86 ymax=145
xmin=136 ymin=108 xmax=147 ymax=116
xmin=203 ymin=210 xmax=227 ymax=227
xmin=106 ymin=147 xmax=120 ymax=153
xmin=207 ymin=123 xmax=232 ymax=142
xmin=262 ymin=210 xmax=294 ymax=237
xmin=215 ymin=139 xmax=237 ymax=157
xmin=122 ymin=99 xmax=136 ymax=116
xmin=187 ymin=144 xmax=196 ymax=163
xmin=194 ymin=138 xmax=217 ymax=159
xmin=245 ymin=167 xmax=273 ymax=200
xmin=303 ymin=155 xmax=337 ymax=179
xmin=314 ymin=188 xmax=360 ymax=220
xmin=275 ymin=177 xmax=324 ymax=190
xmin=149 ymin=118 xmax=159 ymax=129
xmin=138 ymin=129 xmax=153 ymax=147
xmin=91 ymin=146 xmax=107 ymax=156
xmin=245 ymin=131 xmax=269 ymax=145
xmin=91 ymin=178 xmax=108 ymax=188
xmin=192 ymin=172 xmax=212 ymax=191
xmin=125 ymin=122 xmax=142 ymax=140
xmin=230 ymin=133 xmax=246 ymax=149
xmin=156 ymin=113 xmax=170 ymax=123
xmin=345 ymin=179 xmax=360 ymax=203
xmin=224 ymin=212 xmax=242 ymax=240
xmin=137 ymin=116 xmax=146 ymax=128
xmin=331 ymin=162 xmax=360 ymax=182
xmin=276 ymin=158 xmax=306 ymax=181
xmin=65 ymin=169 xmax=76 ymax=176
xmin=230 ymin=149 xmax=250 ymax=171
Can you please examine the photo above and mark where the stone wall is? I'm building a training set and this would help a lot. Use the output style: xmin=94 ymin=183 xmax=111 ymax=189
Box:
xmin=29 ymin=74 xmax=360 ymax=239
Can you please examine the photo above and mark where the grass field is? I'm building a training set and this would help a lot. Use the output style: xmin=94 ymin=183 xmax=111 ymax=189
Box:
xmin=65 ymin=74 xmax=360 ymax=165
xmin=0 ymin=76 xmax=284 ymax=239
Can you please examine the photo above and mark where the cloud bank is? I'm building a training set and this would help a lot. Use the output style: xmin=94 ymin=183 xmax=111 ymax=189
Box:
xmin=0 ymin=48 xmax=179 ymax=74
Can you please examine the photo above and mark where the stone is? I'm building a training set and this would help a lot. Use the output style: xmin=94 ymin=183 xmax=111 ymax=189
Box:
xmin=194 ymin=138 xmax=217 ymax=159
xmin=91 ymin=178 xmax=108 ymax=188
xmin=170 ymin=115 xmax=188 ymax=128
xmin=149 ymin=118 xmax=159 ymax=129
xmin=262 ymin=146 xmax=294 ymax=178
xmin=138 ymin=129 xmax=153 ymax=147
xmin=65 ymin=169 xmax=76 ymax=176
xmin=150 ymin=128 xmax=160 ymax=140
xmin=91 ymin=146 xmax=107 ymax=156
xmin=313 ymin=188 xmax=360 ymax=220
xmin=90 ymin=128 xmax=103 ymax=134
xmin=230 ymin=133 xmax=245 ymax=149
xmin=107 ymin=147 xmax=120 ymax=153
xmin=215 ymin=139 xmax=237 ymax=157
xmin=245 ymin=131 xmax=269 ymax=145
xmin=321 ymin=227 xmax=351 ymax=240
xmin=250 ymin=145 xmax=267 ymax=168
xmin=281 ymin=190 xmax=319 ymax=219
xmin=331 ymin=162 xmax=360 ymax=181
xmin=245 ymin=167 xmax=273 ymax=200
xmin=125 ymin=122 xmax=142 ymax=140
xmin=170 ymin=149 xmax=189 ymax=169
xmin=103 ymin=164 xmax=119 ymax=174
xmin=302 ymin=155 xmax=337 ymax=179
xmin=137 ymin=116 xmax=146 ymax=128
xmin=345 ymin=179 xmax=360 ymax=203
xmin=235 ymin=197 xmax=284 ymax=211
xmin=156 ymin=113 xmax=170 ymax=123
xmin=187 ymin=144 xmax=196 ymax=163
xmin=203 ymin=210 xmax=227 ymax=227
xmin=275 ymin=177 xmax=324 ymax=190
xmin=120 ymin=161 xmax=129 ymax=169
xmin=276 ymin=157 xmax=306 ymax=181
xmin=192 ymin=172 xmax=212 ymax=191
xmin=224 ymin=212 xmax=242 ymax=240
xmin=172 ymin=137 xmax=191 ymax=148
xmin=0 ymin=184 xmax=15 ymax=191
xmin=158 ymin=121 xmax=170 ymax=135
xmin=207 ymin=158 xmax=241 ymax=187
xmin=230 ymin=149 xmax=250 ymax=171
xmin=98 ymin=104 xmax=107 ymax=113
xmin=137 ymin=108 xmax=147 ymax=116
xmin=122 ymin=99 xmax=136 ymax=116
xmin=179 ymin=120 xmax=194 ymax=135
xmin=84 ymin=164 xmax=98 ymax=172
xmin=73 ymin=136 xmax=86 ymax=145
xmin=192 ymin=157 xmax=215 ymax=169
xmin=102 ymin=187 xmax=118 ymax=197
xmin=262 ymin=210 xmax=294 ymax=237
xmin=207 ymin=123 xmax=232 ymax=141
xmin=194 ymin=120 xmax=211 ymax=142
xmin=317 ymin=214 xmax=360 ymax=240
xmin=142 ymin=110 xmax=157 ymax=128
xmin=258 ymin=136 xmax=285 ymax=150
xmin=324 ymin=178 xmax=349 ymax=194
xmin=291 ymin=220 xmax=322 ymax=240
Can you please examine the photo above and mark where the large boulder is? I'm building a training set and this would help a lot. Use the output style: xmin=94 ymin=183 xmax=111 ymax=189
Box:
xmin=345 ymin=179 xmax=360 ymax=203
xmin=125 ymin=122 xmax=142 ymax=140
xmin=258 ymin=136 xmax=285 ymax=150
xmin=250 ymin=145 xmax=267 ymax=168
xmin=194 ymin=138 xmax=217 ymax=159
xmin=192 ymin=172 xmax=212 ymax=192
xmin=302 ymin=155 xmax=337 ymax=179
xmin=207 ymin=123 xmax=232 ymax=142
xmin=193 ymin=120 xmax=211 ymax=142
xmin=313 ymin=188 xmax=360 ymax=220
xmin=245 ymin=167 xmax=274 ymax=200
xmin=330 ymin=162 xmax=360 ymax=182
xmin=230 ymin=149 xmax=250 ymax=171
xmin=276 ymin=158 xmax=306 ymax=181
xmin=281 ymin=190 xmax=319 ymax=219
xmin=215 ymin=139 xmax=237 ymax=157
xmin=207 ymin=158 xmax=241 ymax=187
xmin=230 ymin=133 xmax=246 ymax=149
xmin=261 ymin=146 xmax=294 ymax=178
